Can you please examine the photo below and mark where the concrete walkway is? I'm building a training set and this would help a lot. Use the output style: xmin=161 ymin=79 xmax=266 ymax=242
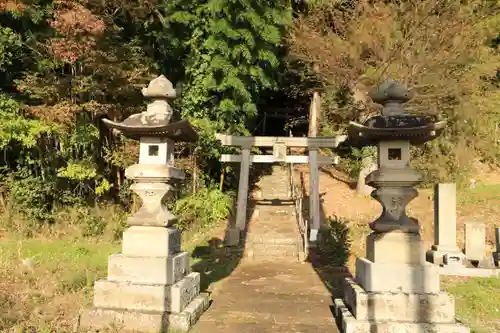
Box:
xmin=191 ymin=262 xmax=340 ymax=332
xmin=191 ymin=166 xmax=342 ymax=333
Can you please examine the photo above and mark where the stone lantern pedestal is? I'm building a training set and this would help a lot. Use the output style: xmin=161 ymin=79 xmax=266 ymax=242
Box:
xmin=78 ymin=75 xmax=209 ymax=332
xmin=333 ymin=81 xmax=469 ymax=333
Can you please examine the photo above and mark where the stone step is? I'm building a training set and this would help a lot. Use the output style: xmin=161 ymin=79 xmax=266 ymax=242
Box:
xmin=247 ymin=242 xmax=299 ymax=252
xmin=219 ymin=291 xmax=334 ymax=305
xmin=245 ymin=250 xmax=299 ymax=261
xmin=192 ymin=321 xmax=340 ymax=333
xmin=259 ymin=196 xmax=291 ymax=201
xmin=244 ymin=239 xmax=300 ymax=261
xmin=246 ymin=234 xmax=298 ymax=245
xmin=242 ymin=167 xmax=304 ymax=263
xmin=249 ymin=208 xmax=296 ymax=220
xmin=244 ymin=254 xmax=300 ymax=263
xmin=200 ymin=298 xmax=336 ymax=327
xmin=243 ymin=236 xmax=303 ymax=261
xmin=244 ymin=248 xmax=300 ymax=259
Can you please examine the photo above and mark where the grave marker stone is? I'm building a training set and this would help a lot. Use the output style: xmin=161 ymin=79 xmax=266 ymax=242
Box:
xmin=426 ymin=183 xmax=465 ymax=266
xmin=465 ymin=221 xmax=486 ymax=261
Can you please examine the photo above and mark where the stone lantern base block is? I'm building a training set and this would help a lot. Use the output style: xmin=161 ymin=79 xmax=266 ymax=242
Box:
xmin=107 ymin=252 xmax=189 ymax=285
xmin=93 ymin=272 xmax=201 ymax=313
xmin=366 ymin=232 xmax=425 ymax=265
xmin=334 ymin=261 xmax=470 ymax=333
xmin=334 ymin=298 xmax=470 ymax=333
xmin=355 ymin=257 xmax=440 ymax=293
xmin=78 ymin=293 xmax=210 ymax=333
xmin=122 ymin=226 xmax=181 ymax=257
xmin=342 ymin=278 xmax=456 ymax=323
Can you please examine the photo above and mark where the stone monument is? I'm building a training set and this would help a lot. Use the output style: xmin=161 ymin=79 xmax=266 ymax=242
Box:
xmin=426 ymin=183 xmax=466 ymax=266
xmin=78 ymin=75 xmax=209 ymax=332
xmin=333 ymin=80 xmax=470 ymax=333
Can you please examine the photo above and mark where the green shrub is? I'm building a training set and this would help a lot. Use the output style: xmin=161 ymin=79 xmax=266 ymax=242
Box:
xmin=80 ymin=213 xmax=106 ymax=237
xmin=53 ymin=206 xmax=107 ymax=238
xmin=7 ymin=175 xmax=55 ymax=223
xmin=108 ymin=210 xmax=129 ymax=241
xmin=318 ymin=215 xmax=352 ymax=266
xmin=174 ymin=187 xmax=234 ymax=231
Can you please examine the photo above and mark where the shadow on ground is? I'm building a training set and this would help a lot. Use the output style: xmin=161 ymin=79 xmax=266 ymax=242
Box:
xmin=298 ymin=169 xmax=353 ymax=300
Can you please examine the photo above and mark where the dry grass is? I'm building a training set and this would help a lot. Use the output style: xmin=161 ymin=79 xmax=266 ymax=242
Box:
xmin=0 ymin=236 xmax=117 ymax=332
xmin=0 ymin=210 xmax=229 ymax=333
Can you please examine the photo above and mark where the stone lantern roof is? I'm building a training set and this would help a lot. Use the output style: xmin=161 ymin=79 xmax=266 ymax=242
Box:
xmin=102 ymin=75 xmax=198 ymax=142
xmin=347 ymin=80 xmax=446 ymax=146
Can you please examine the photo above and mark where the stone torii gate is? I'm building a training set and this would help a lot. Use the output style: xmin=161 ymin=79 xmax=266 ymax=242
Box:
xmin=216 ymin=134 xmax=346 ymax=246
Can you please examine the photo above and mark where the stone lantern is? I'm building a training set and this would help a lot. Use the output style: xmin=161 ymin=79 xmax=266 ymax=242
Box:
xmin=333 ymin=80 xmax=470 ymax=333
xmin=78 ymin=75 xmax=209 ymax=332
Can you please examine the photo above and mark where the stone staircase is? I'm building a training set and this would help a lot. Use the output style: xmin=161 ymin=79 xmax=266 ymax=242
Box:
xmin=243 ymin=165 xmax=305 ymax=263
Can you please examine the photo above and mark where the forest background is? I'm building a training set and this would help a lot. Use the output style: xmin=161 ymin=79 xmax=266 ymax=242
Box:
xmin=0 ymin=1 xmax=500 ymax=332
xmin=0 ymin=0 xmax=498 ymax=241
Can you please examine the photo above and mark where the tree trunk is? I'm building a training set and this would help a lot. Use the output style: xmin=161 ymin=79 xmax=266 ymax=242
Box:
xmin=192 ymin=157 xmax=198 ymax=194
xmin=308 ymin=92 xmax=320 ymax=137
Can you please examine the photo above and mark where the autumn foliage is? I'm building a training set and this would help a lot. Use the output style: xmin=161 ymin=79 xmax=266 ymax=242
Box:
xmin=48 ymin=1 xmax=105 ymax=63
xmin=290 ymin=0 xmax=500 ymax=182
